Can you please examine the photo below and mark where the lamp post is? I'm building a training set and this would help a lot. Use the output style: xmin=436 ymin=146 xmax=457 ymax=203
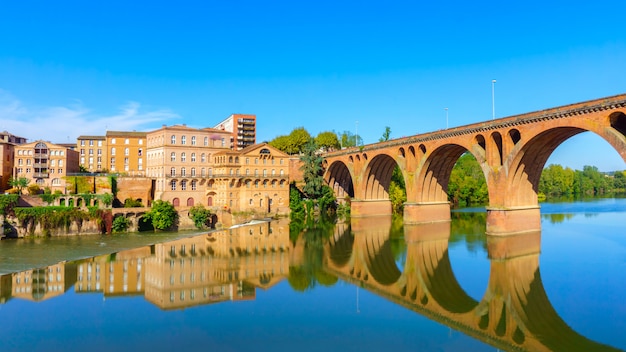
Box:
xmin=444 ymin=108 xmax=449 ymax=129
xmin=491 ymin=79 xmax=496 ymax=120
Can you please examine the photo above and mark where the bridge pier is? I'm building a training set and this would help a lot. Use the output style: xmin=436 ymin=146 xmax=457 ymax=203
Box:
xmin=487 ymin=231 xmax=541 ymax=259
xmin=350 ymin=199 xmax=392 ymax=217
xmin=486 ymin=206 xmax=541 ymax=235
xmin=403 ymin=202 xmax=451 ymax=224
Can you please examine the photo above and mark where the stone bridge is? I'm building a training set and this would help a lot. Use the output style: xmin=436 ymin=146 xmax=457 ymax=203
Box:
xmin=324 ymin=217 xmax=619 ymax=351
xmin=323 ymin=94 xmax=626 ymax=234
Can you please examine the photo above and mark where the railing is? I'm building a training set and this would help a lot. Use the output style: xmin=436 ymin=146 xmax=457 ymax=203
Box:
xmin=33 ymin=173 xmax=49 ymax=178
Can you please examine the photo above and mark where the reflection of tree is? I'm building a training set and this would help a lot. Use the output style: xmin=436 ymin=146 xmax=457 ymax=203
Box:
xmin=288 ymin=218 xmax=339 ymax=291
xmin=389 ymin=214 xmax=407 ymax=266
xmin=449 ymin=212 xmax=487 ymax=253
xmin=542 ymin=213 xmax=575 ymax=224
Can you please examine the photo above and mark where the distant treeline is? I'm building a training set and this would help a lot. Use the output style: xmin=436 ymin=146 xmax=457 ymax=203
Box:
xmin=447 ymin=154 xmax=626 ymax=207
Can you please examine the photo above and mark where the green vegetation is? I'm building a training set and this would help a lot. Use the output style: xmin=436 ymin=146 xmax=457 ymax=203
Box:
xmin=188 ymin=205 xmax=213 ymax=229
xmin=143 ymin=200 xmax=178 ymax=231
xmin=112 ymin=215 xmax=131 ymax=233
xmin=315 ymin=131 xmax=341 ymax=152
xmin=269 ymin=127 xmax=312 ymax=155
xmin=14 ymin=206 xmax=95 ymax=236
xmin=538 ymin=164 xmax=624 ymax=199
xmin=123 ymin=197 xmax=144 ymax=208
xmin=9 ymin=177 xmax=29 ymax=195
xmin=447 ymin=153 xmax=489 ymax=207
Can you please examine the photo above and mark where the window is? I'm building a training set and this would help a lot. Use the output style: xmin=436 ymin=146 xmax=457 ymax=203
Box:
xmin=111 ymin=138 xmax=116 ymax=144
xmin=98 ymin=140 xmax=102 ymax=147
xmin=171 ymin=135 xmax=176 ymax=144
xmin=18 ymin=159 xmax=23 ymax=165
xmin=201 ymin=168 xmax=206 ymax=177
xmin=263 ymin=169 xmax=267 ymax=177
xmin=181 ymin=152 xmax=186 ymax=162
xmin=201 ymin=153 xmax=206 ymax=163
xmin=272 ymin=169 xmax=275 ymax=176
xmin=181 ymin=180 xmax=187 ymax=191
xmin=181 ymin=136 xmax=186 ymax=145
xmin=191 ymin=153 xmax=196 ymax=162
xmin=246 ymin=158 xmax=249 ymax=165
xmin=254 ymin=169 xmax=258 ymax=176
xmin=181 ymin=167 xmax=186 ymax=177
xmin=111 ymin=157 xmax=116 ymax=164
xmin=246 ymin=169 xmax=249 ymax=176
xmin=111 ymin=148 xmax=116 ymax=156
xmin=125 ymin=138 xmax=129 ymax=144
xmin=204 ymin=136 xmax=208 ymax=146
xmin=80 ymin=149 xmax=85 ymax=155
xmin=255 ymin=158 xmax=258 ymax=164
xmin=125 ymin=148 xmax=129 ymax=156
xmin=280 ymin=159 xmax=284 ymax=165
xmin=80 ymin=140 xmax=85 ymax=146
xmin=89 ymin=149 xmax=94 ymax=155
xmin=221 ymin=138 xmax=225 ymax=147
xmin=98 ymin=149 xmax=102 ymax=155
xmin=191 ymin=136 xmax=196 ymax=145
xmin=171 ymin=152 xmax=176 ymax=162
xmin=138 ymin=148 xmax=142 ymax=156
xmin=280 ymin=169 xmax=284 ymax=176
xmin=139 ymin=139 xmax=143 ymax=145
xmin=124 ymin=157 xmax=129 ymax=165
xmin=191 ymin=168 xmax=196 ymax=176
xmin=59 ymin=160 xmax=63 ymax=166
xmin=171 ymin=167 xmax=176 ymax=177
xmin=170 ymin=180 xmax=176 ymax=190
xmin=191 ymin=180 xmax=197 ymax=190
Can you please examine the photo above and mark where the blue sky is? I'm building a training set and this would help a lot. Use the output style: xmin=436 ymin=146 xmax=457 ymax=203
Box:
xmin=1 ymin=0 xmax=625 ymax=170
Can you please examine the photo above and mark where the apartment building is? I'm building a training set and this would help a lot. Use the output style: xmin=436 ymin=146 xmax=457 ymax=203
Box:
xmin=13 ymin=140 xmax=79 ymax=193
xmin=76 ymin=135 xmax=106 ymax=172
xmin=146 ymin=124 xmax=232 ymax=207
xmin=213 ymin=114 xmax=257 ymax=150
xmin=106 ymin=131 xmax=147 ymax=174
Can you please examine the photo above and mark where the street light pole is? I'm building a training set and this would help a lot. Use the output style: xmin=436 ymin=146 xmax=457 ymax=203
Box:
xmin=491 ymin=79 xmax=496 ymax=120
xmin=444 ymin=108 xmax=449 ymax=129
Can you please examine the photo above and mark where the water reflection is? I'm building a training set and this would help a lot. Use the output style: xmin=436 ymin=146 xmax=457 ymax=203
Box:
xmin=0 ymin=215 xmax=622 ymax=351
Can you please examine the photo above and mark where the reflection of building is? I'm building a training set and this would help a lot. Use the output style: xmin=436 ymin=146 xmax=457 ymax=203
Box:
xmin=144 ymin=221 xmax=290 ymax=309
xmin=146 ymin=124 xmax=232 ymax=208
xmin=210 ymin=143 xmax=290 ymax=214
xmin=0 ymin=274 xmax=12 ymax=303
xmin=213 ymin=114 xmax=257 ymax=150
xmin=13 ymin=140 xmax=80 ymax=193
xmin=75 ymin=247 xmax=151 ymax=296
xmin=11 ymin=263 xmax=76 ymax=302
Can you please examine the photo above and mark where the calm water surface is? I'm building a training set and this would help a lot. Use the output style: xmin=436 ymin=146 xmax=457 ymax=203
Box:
xmin=0 ymin=199 xmax=625 ymax=351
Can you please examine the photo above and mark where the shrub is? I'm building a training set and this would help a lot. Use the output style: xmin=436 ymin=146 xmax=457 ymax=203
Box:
xmin=112 ymin=216 xmax=131 ymax=233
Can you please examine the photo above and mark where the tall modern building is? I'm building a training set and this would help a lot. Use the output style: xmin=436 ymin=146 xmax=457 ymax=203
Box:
xmin=213 ymin=114 xmax=256 ymax=150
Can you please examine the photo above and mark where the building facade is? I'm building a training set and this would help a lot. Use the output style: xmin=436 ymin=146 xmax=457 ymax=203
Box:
xmin=146 ymin=124 xmax=232 ymax=207
xmin=106 ymin=131 xmax=147 ymax=175
xmin=211 ymin=143 xmax=290 ymax=214
xmin=76 ymin=135 xmax=106 ymax=172
xmin=13 ymin=140 xmax=80 ymax=193
xmin=0 ymin=131 xmax=27 ymax=192
xmin=213 ymin=114 xmax=257 ymax=150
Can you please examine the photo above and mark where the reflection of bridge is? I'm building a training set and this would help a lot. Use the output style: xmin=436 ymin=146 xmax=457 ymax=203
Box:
xmin=325 ymin=216 xmax=620 ymax=351
xmin=323 ymin=94 xmax=626 ymax=233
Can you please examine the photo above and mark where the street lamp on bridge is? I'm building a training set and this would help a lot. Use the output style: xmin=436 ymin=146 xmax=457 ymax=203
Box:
xmin=492 ymin=79 xmax=496 ymax=120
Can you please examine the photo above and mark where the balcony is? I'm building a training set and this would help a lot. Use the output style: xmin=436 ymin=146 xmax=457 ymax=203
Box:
xmin=33 ymin=172 xmax=49 ymax=178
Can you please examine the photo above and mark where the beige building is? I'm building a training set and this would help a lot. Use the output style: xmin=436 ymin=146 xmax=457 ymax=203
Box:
xmin=106 ymin=131 xmax=147 ymax=174
xmin=146 ymin=124 xmax=232 ymax=207
xmin=210 ymin=143 xmax=290 ymax=214
xmin=13 ymin=140 xmax=80 ymax=193
xmin=76 ymin=135 xmax=106 ymax=172
xmin=213 ymin=114 xmax=257 ymax=150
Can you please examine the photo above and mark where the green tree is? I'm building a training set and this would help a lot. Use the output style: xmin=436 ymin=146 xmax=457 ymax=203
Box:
xmin=337 ymin=130 xmax=362 ymax=148
xmin=300 ymin=138 xmax=325 ymax=199
xmin=315 ymin=131 xmax=340 ymax=151
xmin=188 ymin=205 xmax=212 ymax=229
xmin=101 ymin=193 xmax=114 ymax=208
xmin=143 ymin=200 xmax=178 ymax=231
xmin=269 ymin=127 xmax=312 ymax=155
xmin=9 ymin=177 xmax=29 ymax=195
xmin=447 ymin=153 xmax=488 ymax=207
xmin=379 ymin=126 xmax=392 ymax=142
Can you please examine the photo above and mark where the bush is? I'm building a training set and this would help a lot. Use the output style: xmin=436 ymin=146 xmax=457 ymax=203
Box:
xmin=143 ymin=200 xmax=178 ymax=231
xmin=188 ymin=205 xmax=212 ymax=229
xmin=27 ymin=184 xmax=42 ymax=195
xmin=124 ymin=198 xmax=144 ymax=208
xmin=112 ymin=216 xmax=131 ymax=233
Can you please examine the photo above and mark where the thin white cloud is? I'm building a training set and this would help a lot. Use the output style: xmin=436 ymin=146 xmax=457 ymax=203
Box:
xmin=0 ymin=90 xmax=179 ymax=143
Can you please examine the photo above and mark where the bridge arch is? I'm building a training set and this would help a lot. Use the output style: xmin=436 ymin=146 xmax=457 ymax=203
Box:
xmin=361 ymin=154 xmax=399 ymax=200
xmin=325 ymin=160 xmax=354 ymax=199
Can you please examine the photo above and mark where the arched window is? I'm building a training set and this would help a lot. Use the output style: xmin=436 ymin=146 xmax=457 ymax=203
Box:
xmin=191 ymin=136 xmax=196 ymax=145
xmin=187 ymin=197 xmax=194 ymax=206
xmin=170 ymin=167 xmax=176 ymax=176
xmin=191 ymin=180 xmax=197 ymax=190
xmin=181 ymin=167 xmax=186 ymax=177
xmin=181 ymin=180 xmax=187 ymax=190
xmin=171 ymin=152 xmax=176 ymax=162
xmin=170 ymin=180 xmax=176 ymax=190
xmin=204 ymin=137 xmax=208 ymax=146
xmin=191 ymin=167 xmax=196 ymax=176
xmin=181 ymin=152 xmax=186 ymax=162
xmin=171 ymin=135 xmax=176 ymax=144
xmin=181 ymin=136 xmax=186 ymax=145
xmin=124 ymin=148 xmax=129 ymax=156
xmin=201 ymin=153 xmax=206 ymax=163
xmin=172 ymin=198 xmax=180 ymax=206
xmin=191 ymin=153 xmax=196 ymax=162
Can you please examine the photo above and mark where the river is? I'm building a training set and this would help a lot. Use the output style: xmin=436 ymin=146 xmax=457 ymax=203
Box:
xmin=0 ymin=199 xmax=625 ymax=351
